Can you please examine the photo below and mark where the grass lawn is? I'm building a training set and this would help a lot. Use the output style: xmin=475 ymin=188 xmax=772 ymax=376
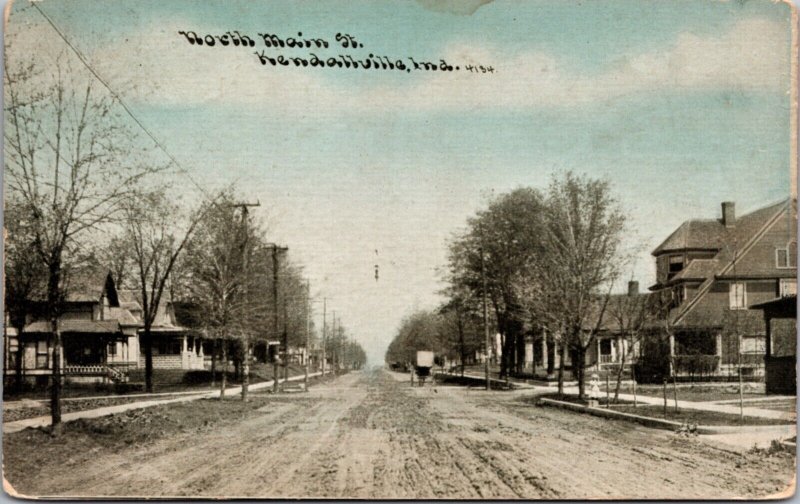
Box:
xmin=610 ymin=404 xmax=794 ymax=426
xmin=600 ymin=383 xmax=766 ymax=403
xmin=3 ymin=364 xmax=315 ymax=401
xmin=534 ymin=393 xmax=793 ymax=426
xmin=732 ymin=398 xmax=797 ymax=413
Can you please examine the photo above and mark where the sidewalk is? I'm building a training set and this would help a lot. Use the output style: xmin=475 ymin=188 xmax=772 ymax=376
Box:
xmin=558 ymin=385 xmax=794 ymax=421
xmin=3 ymin=371 xmax=323 ymax=434
xmin=449 ymin=371 xmax=794 ymax=421
xmin=445 ymin=371 xmax=536 ymax=390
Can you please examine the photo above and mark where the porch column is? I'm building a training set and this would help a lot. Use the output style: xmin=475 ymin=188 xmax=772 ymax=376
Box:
xmin=596 ymin=339 xmax=602 ymax=370
xmin=611 ymin=337 xmax=618 ymax=362
xmin=715 ymin=333 xmax=722 ymax=373
xmin=182 ymin=335 xmax=189 ymax=369
xmin=553 ymin=340 xmax=561 ymax=369
xmin=541 ymin=337 xmax=548 ymax=372
xmin=524 ymin=340 xmax=534 ymax=371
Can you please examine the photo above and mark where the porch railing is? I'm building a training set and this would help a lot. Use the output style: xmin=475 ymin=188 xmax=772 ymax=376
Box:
xmin=599 ymin=354 xmax=614 ymax=364
xmin=63 ymin=365 xmax=130 ymax=382
xmin=63 ymin=365 xmax=108 ymax=375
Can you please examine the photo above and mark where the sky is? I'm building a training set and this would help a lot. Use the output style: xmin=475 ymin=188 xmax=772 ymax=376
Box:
xmin=4 ymin=0 xmax=795 ymax=365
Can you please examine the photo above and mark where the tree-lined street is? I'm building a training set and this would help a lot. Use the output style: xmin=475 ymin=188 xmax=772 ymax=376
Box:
xmin=4 ymin=369 xmax=794 ymax=499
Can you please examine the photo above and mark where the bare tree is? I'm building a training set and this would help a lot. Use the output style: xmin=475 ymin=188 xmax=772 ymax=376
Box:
xmin=522 ymin=172 xmax=625 ymax=399
xmin=183 ymin=194 xmax=276 ymax=400
xmin=4 ymin=201 xmax=48 ymax=392
xmin=4 ymin=58 xmax=156 ymax=428
xmin=123 ymin=190 xmax=213 ymax=393
xmin=606 ymin=289 xmax=652 ymax=402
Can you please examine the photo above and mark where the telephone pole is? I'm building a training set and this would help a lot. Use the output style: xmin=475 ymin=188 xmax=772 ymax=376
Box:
xmin=304 ymin=280 xmax=310 ymax=390
xmin=322 ymin=298 xmax=327 ymax=375
xmin=480 ymin=235 xmax=490 ymax=391
xmin=331 ymin=311 xmax=337 ymax=372
xmin=270 ymin=243 xmax=288 ymax=393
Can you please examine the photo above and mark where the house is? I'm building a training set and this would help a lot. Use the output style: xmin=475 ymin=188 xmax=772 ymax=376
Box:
xmin=648 ymin=199 xmax=797 ymax=379
xmin=118 ymin=290 xmax=206 ymax=370
xmin=5 ymin=269 xmax=139 ymax=385
xmin=588 ymin=280 xmax=651 ymax=371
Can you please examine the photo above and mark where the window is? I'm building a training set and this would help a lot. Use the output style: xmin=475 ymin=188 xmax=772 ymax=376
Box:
xmin=107 ymin=342 xmax=117 ymax=356
xmin=740 ymin=336 xmax=766 ymax=354
xmin=155 ymin=339 xmax=182 ymax=355
xmin=729 ymin=282 xmax=747 ymax=310
xmin=7 ymin=337 xmax=18 ymax=370
xmin=779 ymin=279 xmax=797 ymax=297
xmin=668 ymin=255 xmax=684 ymax=278
xmin=776 ymin=241 xmax=797 ymax=269
xmin=35 ymin=340 xmax=49 ymax=369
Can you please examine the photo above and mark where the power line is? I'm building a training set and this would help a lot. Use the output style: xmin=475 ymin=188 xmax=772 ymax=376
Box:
xmin=30 ymin=2 xmax=215 ymax=202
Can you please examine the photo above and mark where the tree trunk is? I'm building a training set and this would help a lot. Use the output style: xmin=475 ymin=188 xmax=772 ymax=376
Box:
xmin=576 ymin=346 xmax=587 ymax=399
xmin=143 ymin=327 xmax=154 ymax=393
xmin=210 ymin=338 xmax=217 ymax=387
xmin=47 ymin=262 xmax=62 ymax=430
xmin=547 ymin=338 xmax=555 ymax=376
xmin=457 ymin=314 xmax=466 ymax=378
xmin=613 ymin=347 xmax=626 ymax=402
xmin=515 ymin=334 xmax=526 ymax=375
xmin=273 ymin=358 xmax=280 ymax=392
xmin=672 ymin=370 xmax=679 ymax=413
xmin=50 ymin=316 xmax=62 ymax=429
xmin=14 ymin=338 xmax=24 ymax=394
xmin=557 ymin=342 xmax=566 ymax=397
xmin=220 ymin=341 xmax=228 ymax=400
xmin=241 ymin=343 xmax=249 ymax=402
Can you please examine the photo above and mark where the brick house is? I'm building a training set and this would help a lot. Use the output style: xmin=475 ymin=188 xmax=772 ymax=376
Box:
xmin=648 ymin=199 xmax=797 ymax=379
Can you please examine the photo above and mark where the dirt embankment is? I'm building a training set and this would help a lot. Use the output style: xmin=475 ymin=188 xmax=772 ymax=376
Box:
xmin=3 ymin=370 xmax=795 ymax=499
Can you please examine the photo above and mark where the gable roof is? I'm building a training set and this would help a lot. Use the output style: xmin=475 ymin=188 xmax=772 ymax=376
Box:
xmin=106 ymin=306 xmax=141 ymax=327
xmin=116 ymin=289 xmax=185 ymax=331
xmin=581 ymin=292 xmax=652 ymax=333
xmin=30 ymin=267 xmax=119 ymax=305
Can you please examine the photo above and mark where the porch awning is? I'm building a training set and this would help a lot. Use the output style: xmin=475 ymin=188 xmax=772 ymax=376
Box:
xmin=750 ymin=295 xmax=797 ymax=315
xmin=23 ymin=319 xmax=122 ymax=335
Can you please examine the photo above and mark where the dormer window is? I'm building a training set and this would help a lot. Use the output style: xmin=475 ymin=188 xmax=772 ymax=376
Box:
xmin=667 ymin=255 xmax=684 ymax=279
xmin=776 ymin=241 xmax=797 ymax=269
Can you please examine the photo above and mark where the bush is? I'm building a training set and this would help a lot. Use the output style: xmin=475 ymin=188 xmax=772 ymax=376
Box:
xmin=633 ymin=340 xmax=670 ymax=384
xmin=674 ymin=354 xmax=719 ymax=379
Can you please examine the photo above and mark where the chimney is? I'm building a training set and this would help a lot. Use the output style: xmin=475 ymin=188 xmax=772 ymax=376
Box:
xmin=628 ymin=280 xmax=639 ymax=296
xmin=722 ymin=201 xmax=736 ymax=227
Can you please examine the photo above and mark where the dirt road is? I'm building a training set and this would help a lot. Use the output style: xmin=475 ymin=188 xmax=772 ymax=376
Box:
xmin=4 ymin=370 xmax=795 ymax=499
